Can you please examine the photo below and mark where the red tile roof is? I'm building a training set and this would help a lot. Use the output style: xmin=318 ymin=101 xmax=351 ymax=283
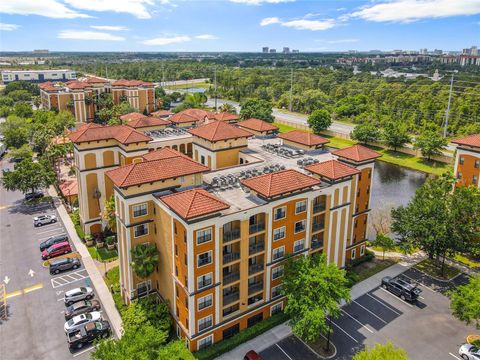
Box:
xmin=38 ymin=82 xmax=59 ymax=92
xmin=84 ymin=76 xmax=109 ymax=84
xmin=119 ymin=112 xmax=147 ymax=122
xmin=151 ymin=110 xmax=174 ymax=118
xmin=69 ymin=124 xmax=152 ymax=145
xmin=208 ymin=112 xmax=240 ymax=122
xmin=142 ymin=147 xmax=190 ymax=162
xmin=111 ymin=79 xmax=153 ymax=87
xmin=305 ymin=159 xmax=360 ymax=181
xmin=451 ymin=134 xmax=480 ymax=148
xmin=237 ymin=118 xmax=278 ymax=132
xmin=241 ymin=169 xmax=320 ymax=198
xmin=106 ymin=152 xmax=209 ymax=188
xmin=59 ymin=180 xmax=78 ymax=197
xmin=332 ymin=145 xmax=382 ymax=162
xmin=278 ymin=130 xmax=329 ymax=147
xmin=159 ymin=189 xmax=230 ymax=220
xmin=169 ymin=108 xmax=209 ymax=124
xmin=127 ymin=116 xmax=170 ymax=129
xmin=188 ymin=121 xmax=253 ymax=142
xmin=66 ymin=81 xmax=89 ymax=90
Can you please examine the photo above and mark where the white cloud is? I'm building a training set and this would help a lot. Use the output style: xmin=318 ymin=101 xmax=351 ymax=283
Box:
xmin=64 ymin=0 xmax=155 ymax=19
xmin=90 ymin=25 xmax=128 ymax=31
xmin=141 ymin=35 xmax=191 ymax=46
xmin=195 ymin=34 xmax=218 ymax=40
xmin=260 ymin=17 xmax=280 ymax=26
xmin=0 ymin=23 xmax=20 ymax=31
xmin=58 ymin=30 xmax=125 ymax=41
xmin=262 ymin=17 xmax=337 ymax=31
xmin=351 ymin=0 xmax=480 ymax=23
xmin=0 ymin=0 xmax=89 ymax=19
xmin=230 ymin=0 xmax=294 ymax=5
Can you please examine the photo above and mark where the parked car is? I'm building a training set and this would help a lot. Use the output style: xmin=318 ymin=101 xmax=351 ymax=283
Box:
xmin=25 ymin=191 xmax=44 ymax=201
xmin=49 ymin=257 xmax=80 ymax=275
xmin=67 ymin=320 xmax=111 ymax=350
xmin=459 ymin=344 xmax=480 ymax=360
xmin=381 ymin=276 xmax=422 ymax=302
xmin=41 ymin=241 xmax=71 ymax=260
xmin=244 ymin=350 xmax=263 ymax=360
xmin=40 ymin=234 xmax=69 ymax=251
xmin=64 ymin=287 xmax=94 ymax=306
xmin=65 ymin=300 xmax=101 ymax=320
xmin=33 ymin=214 xmax=56 ymax=227
xmin=64 ymin=311 xmax=102 ymax=334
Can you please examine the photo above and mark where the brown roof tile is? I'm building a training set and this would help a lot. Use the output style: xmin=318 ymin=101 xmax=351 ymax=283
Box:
xmin=142 ymin=147 xmax=190 ymax=161
xmin=159 ymin=189 xmax=229 ymax=220
xmin=84 ymin=76 xmax=109 ymax=84
xmin=305 ymin=159 xmax=360 ymax=181
xmin=66 ymin=81 xmax=89 ymax=90
xmin=68 ymin=124 xmax=152 ymax=144
xmin=208 ymin=112 xmax=240 ymax=122
xmin=278 ymin=130 xmax=329 ymax=147
xmin=332 ymin=145 xmax=382 ymax=162
xmin=120 ymin=112 xmax=147 ymax=122
xmin=127 ymin=116 xmax=170 ymax=129
xmin=169 ymin=108 xmax=209 ymax=124
xmin=237 ymin=118 xmax=278 ymax=132
xmin=151 ymin=110 xmax=174 ymax=118
xmin=188 ymin=121 xmax=253 ymax=142
xmin=241 ymin=169 xmax=320 ymax=198
xmin=59 ymin=180 xmax=78 ymax=197
xmin=112 ymin=79 xmax=153 ymax=87
xmin=451 ymin=134 xmax=480 ymax=148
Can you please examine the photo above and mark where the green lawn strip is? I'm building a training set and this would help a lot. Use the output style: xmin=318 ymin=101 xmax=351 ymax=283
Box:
xmin=193 ymin=312 xmax=289 ymax=360
xmin=414 ymin=258 xmax=461 ymax=281
xmin=352 ymin=259 xmax=398 ymax=284
xmin=377 ymin=149 xmax=451 ymax=176
xmin=453 ymin=254 xmax=480 ymax=270
xmin=87 ymin=246 xmax=118 ymax=262
xmin=104 ymin=266 xmax=127 ymax=314
xmin=164 ymin=82 xmax=211 ymax=90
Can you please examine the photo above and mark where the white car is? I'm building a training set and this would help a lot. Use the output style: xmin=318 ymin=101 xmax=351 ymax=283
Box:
xmin=33 ymin=214 xmax=57 ymax=227
xmin=459 ymin=344 xmax=480 ymax=360
xmin=64 ymin=287 xmax=94 ymax=306
xmin=64 ymin=311 xmax=102 ymax=333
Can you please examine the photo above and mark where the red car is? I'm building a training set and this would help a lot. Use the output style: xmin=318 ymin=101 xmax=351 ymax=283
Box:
xmin=42 ymin=241 xmax=72 ymax=260
xmin=244 ymin=350 xmax=262 ymax=360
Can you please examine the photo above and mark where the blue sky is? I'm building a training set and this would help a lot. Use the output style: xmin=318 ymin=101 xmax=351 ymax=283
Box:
xmin=0 ymin=0 xmax=479 ymax=52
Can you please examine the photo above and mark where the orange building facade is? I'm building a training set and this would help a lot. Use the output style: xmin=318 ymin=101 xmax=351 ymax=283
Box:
xmin=452 ymin=134 xmax=480 ymax=188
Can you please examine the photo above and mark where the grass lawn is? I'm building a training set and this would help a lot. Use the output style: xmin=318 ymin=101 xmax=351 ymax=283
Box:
xmin=415 ymin=258 xmax=461 ymax=281
xmin=349 ymin=258 xmax=398 ymax=285
xmin=164 ymin=82 xmax=211 ymax=90
xmin=105 ymin=266 xmax=127 ymax=314
xmin=306 ymin=336 xmax=336 ymax=358
xmin=87 ymin=246 xmax=118 ymax=262
xmin=453 ymin=254 xmax=480 ymax=270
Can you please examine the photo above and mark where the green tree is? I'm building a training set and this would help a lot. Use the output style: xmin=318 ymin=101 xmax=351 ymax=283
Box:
xmin=282 ymin=253 xmax=350 ymax=348
xmin=382 ymin=120 xmax=410 ymax=151
xmin=32 ymin=95 xmax=42 ymax=108
xmin=351 ymin=121 xmax=381 ymax=144
xmin=13 ymin=102 xmax=33 ymax=118
xmin=102 ymin=195 xmax=117 ymax=232
xmin=50 ymin=111 xmax=76 ymax=134
xmin=8 ymin=90 xmax=32 ymax=103
xmin=5 ymin=81 xmax=39 ymax=96
xmin=373 ymin=234 xmax=396 ymax=260
xmin=131 ymin=243 xmax=159 ymax=294
xmin=0 ymin=96 xmax=14 ymax=107
xmin=0 ymin=105 xmax=11 ymax=118
xmin=1 ymin=157 xmax=55 ymax=194
xmin=353 ymin=342 xmax=409 ymax=360
xmin=32 ymin=127 xmax=55 ymax=155
xmin=308 ymin=109 xmax=332 ymax=134
xmin=96 ymin=92 xmax=113 ymax=109
xmin=449 ymin=275 xmax=480 ymax=329
xmin=0 ymin=115 xmax=29 ymax=148
xmin=219 ymin=102 xmax=237 ymax=114
xmin=240 ymin=99 xmax=274 ymax=122
xmin=157 ymin=340 xmax=194 ymax=360
xmin=184 ymin=92 xmax=207 ymax=108
xmin=413 ymin=129 xmax=448 ymax=161
xmin=9 ymin=144 xmax=33 ymax=161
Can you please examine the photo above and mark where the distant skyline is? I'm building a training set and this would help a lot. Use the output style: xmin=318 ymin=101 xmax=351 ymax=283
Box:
xmin=0 ymin=0 xmax=479 ymax=52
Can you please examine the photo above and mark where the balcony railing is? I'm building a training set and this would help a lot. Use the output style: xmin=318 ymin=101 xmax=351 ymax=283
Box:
xmin=198 ymin=319 xmax=212 ymax=332
xmin=249 ymin=242 xmax=265 ymax=255
xmin=248 ymin=282 xmax=264 ymax=295
xmin=311 ymin=239 xmax=322 ymax=250
xmin=249 ymin=263 xmax=264 ymax=275
xmin=249 ymin=223 xmax=265 ymax=234
xmin=223 ymin=229 xmax=241 ymax=243
xmin=223 ymin=292 xmax=240 ymax=306
xmin=223 ymin=271 xmax=240 ymax=285
xmin=312 ymin=222 xmax=325 ymax=232
xmin=294 ymin=244 xmax=305 ymax=253
xmin=223 ymin=252 xmax=240 ymax=264
xmin=313 ymin=203 xmax=326 ymax=213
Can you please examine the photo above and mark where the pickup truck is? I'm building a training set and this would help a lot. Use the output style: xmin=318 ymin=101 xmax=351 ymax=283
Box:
xmin=67 ymin=320 xmax=111 ymax=350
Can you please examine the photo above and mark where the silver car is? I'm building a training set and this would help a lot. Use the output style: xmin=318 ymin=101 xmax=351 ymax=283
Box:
xmin=33 ymin=214 xmax=57 ymax=227
xmin=459 ymin=344 xmax=480 ymax=360
xmin=64 ymin=287 xmax=94 ymax=306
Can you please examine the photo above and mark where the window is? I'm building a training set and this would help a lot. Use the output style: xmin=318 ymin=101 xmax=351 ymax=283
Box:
xmin=200 ymin=155 xmax=206 ymax=165
xmin=351 ymin=249 xmax=356 ymax=260
xmin=273 ymin=227 xmax=285 ymax=241
xmin=134 ymin=223 xmax=148 ymax=237
xmin=457 ymin=171 xmax=463 ymax=179
xmin=196 ymin=228 xmax=212 ymax=245
xmin=180 ymin=176 xmax=185 ymax=183
xmin=272 ymin=246 xmax=285 ymax=260
xmin=295 ymin=200 xmax=306 ymax=214
xmin=197 ymin=294 xmax=213 ymax=311
xmin=271 ymin=284 xmax=282 ymax=298
xmin=459 ymin=157 xmax=465 ymax=165
xmin=197 ymin=251 xmax=212 ymax=267
xmin=274 ymin=207 xmax=286 ymax=220
xmin=197 ymin=335 xmax=213 ymax=350
xmin=197 ymin=273 xmax=212 ymax=290
xmin=272 ymin=266 xmax=284 ymax=280
xmin=198 ymin=315 xmax=213 ymax=331
xmin=473 ymin=175 xmax=478 ymax=185
xmin=360 ymin=245 xmax=365 ymax=256
xmin=271 ymin=303 xmax=283 ymax=315
xmin=294 ymin=220 xmax=306 ymax=233
xmin=475 ymin=160 xmax=480 ymax=169
xmin=294 ymin=239 xmax=305 ymax=253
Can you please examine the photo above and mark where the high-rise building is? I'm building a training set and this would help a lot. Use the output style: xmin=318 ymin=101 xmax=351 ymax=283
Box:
xmin=262 ymin=47 xmax=269 ymax=53
xmin=292 ymin=50 xmax=299 ymax=54
xmin=283 ymin=47 xmax=290 ymax=54
xmin=452 ymin=134 xmax=480 ymax=188
xmin=419 ymin=48 xmax=428 ymax=55
xmin=269 ymin=49 xmax=276 ymax=53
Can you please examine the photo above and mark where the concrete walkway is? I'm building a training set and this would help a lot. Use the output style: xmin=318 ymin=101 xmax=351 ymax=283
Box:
xmin=216 ymin=253 xmax=426 ymax=360
xmin=48 ymin=186 xmax=123 ymax=338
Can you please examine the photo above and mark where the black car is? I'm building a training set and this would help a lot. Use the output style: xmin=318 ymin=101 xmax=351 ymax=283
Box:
xmin=40 ymin=234 xmax=69 ymax=251
xmin=25 ymin=191 xmax=44 ymax=201
xmin=49 ymin=258 xmax=81 ymax=275
xmin=67 ymin=320 xmax=111 ymax=350
xmin=381 ymin=276 xmax=422 ymax=302
xmin=65 ymin=300 xmax=101 ymax=320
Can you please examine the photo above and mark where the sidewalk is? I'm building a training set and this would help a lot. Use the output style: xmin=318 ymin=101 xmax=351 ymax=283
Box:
xmin=48 ymin=186 xmax=123 ymax=339
xmin=216 ymin=253 xmax=425 ymax=360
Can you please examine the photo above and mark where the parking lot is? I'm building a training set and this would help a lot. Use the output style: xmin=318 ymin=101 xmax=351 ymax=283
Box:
xmin=0 ymin=161 xmax=108 ymax=359
xmin=260 ymin=268 xmax=475 ymax=360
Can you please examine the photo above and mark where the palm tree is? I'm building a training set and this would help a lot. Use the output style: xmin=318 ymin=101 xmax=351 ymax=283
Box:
xmin=101 ymin=195 xmax=116 ymax=233
xmin=131 ymin=243 xmax=159 ymax=296
xmin=184 ymin=92 xmax=207 ymax=108
xmin=219 ymin=103 xmax=237 ymax=114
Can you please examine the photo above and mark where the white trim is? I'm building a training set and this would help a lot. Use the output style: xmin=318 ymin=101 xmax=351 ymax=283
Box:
xmin=271 ymin=284 xmax=283 ymax=299
xmin=273 ymin=206 xmax=286 ymax=221
xmin=294 ymin=219 xmax=306 ymax=234
xmin=132 ymin=202 xmax=148 ymax=218
xmin=272 ymin=265 xmax=284 ymax=280
xmin=196 ymin=250 xmax=213 ymax=268
xmin=214 ymin=225 xmax=220 ymax=324
xmin=351 ymin=248 xmax=356 ymax=260
xmin=196 ymin=227 xmax=213 ymax=245
xmin=360 ymin=245 xmax=365 ymax=256
xmin=197 ymin=334 xmax=213 ymax=350
xmin=272 ymin=246 xmax=285 ymax=261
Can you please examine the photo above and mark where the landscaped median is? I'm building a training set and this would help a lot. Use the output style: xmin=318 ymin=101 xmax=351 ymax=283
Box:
xmin=414 ymin=258 xmax=461 ymax=281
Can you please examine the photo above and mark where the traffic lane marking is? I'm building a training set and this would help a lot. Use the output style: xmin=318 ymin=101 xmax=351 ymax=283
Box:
xmin=38 ymin=232 xmax=68 ymax=241
xmin=340 ymin=308 xmax=374 ymax=333
xmin=378 ymin=287 xmax=414 ymax=308
xmin=6 ymin=283 xmax=44 ymax=298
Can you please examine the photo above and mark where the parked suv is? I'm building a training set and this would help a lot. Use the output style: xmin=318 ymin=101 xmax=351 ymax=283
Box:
xmin=64 ymin=287 xmax=94 ymax=306
xmin=41 ymin=241 xmax=71 ymax=260
xmin=40 ymin=234 xmax=68 ymax=251
xmin=33 ymin=214 xmax=57 ymax=227
xmin=65 ymin=300 xmax=101 ymax=320
xmin=49 ymin=257 xmax=80 ymax=275
xmin=25 ymin=191 xmax=44 ymax=201
xmin=381 ymin=276 xmax=422 ymax=302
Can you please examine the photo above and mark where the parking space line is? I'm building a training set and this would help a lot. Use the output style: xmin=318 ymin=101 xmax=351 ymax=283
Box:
xmin=449 ymin=353 xmax=461 ymax=359
xmin=51 ymin=270 xmax=89 ymax=288
xmin=341 ymin=309 xmax=374 ymax=333
xmin=379 ymin=288 xmax=414 ymax=308
xmin=366 ymin=293 xmax=402 ymax=316
xmin=275 ymin=344 xmax=293 ymax=360
xmin=331 ymin=320 xmax=359 ymax=343
xmin=352 ymin=300 xmax=388 ymax=324
xmin=401 ymin=274 xmax=437 ymax=293
xmin=38 ymin=233 xmax=67 ymax=241
xmin=36 ymin=227 xmax=64 ymax=235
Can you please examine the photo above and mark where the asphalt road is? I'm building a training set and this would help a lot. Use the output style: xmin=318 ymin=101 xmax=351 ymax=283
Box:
xmin=0 ymin=158 xmax=107 ymax=360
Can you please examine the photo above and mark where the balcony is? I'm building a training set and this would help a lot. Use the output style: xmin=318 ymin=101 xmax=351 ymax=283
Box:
xmin=312 ymin=222 xmax=325 ymax=233
xmin=249 ymin=263 xmax=264 ymax=276
xmin=248 ymin=281 xmax=264 ymax=295
xmin=223 ymin=304 xmax=239 ymax=317
xmin=311 ymin=239 xmax=323 ymax=250
xmin=249 ymin=222 xmax=265 ymax=234
xmin=223 ymin=228 xmax=241 ymax=243
xmin=223 ymin=271 xmax=240 ymax=285
xmin=223 ymin=292 xmax=240 ymax=306
xmin=313 ymin=200 xmax=326 ymax=213
xmin=294 ymin=243 xmax=305 ymax=253
xmin=223 ymin=251 xmax=240 ymax=264
xmin=249 ymin=242 xmax=265 ymax=255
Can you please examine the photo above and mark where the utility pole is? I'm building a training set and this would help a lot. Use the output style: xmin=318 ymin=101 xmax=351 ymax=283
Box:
xmin=444 ymin=73 xmax=454 ymax=138
xmin=289 ymin=68 xmax=293 ymax=112
xmin=214 ymin=66 xmax=218 ymax=111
